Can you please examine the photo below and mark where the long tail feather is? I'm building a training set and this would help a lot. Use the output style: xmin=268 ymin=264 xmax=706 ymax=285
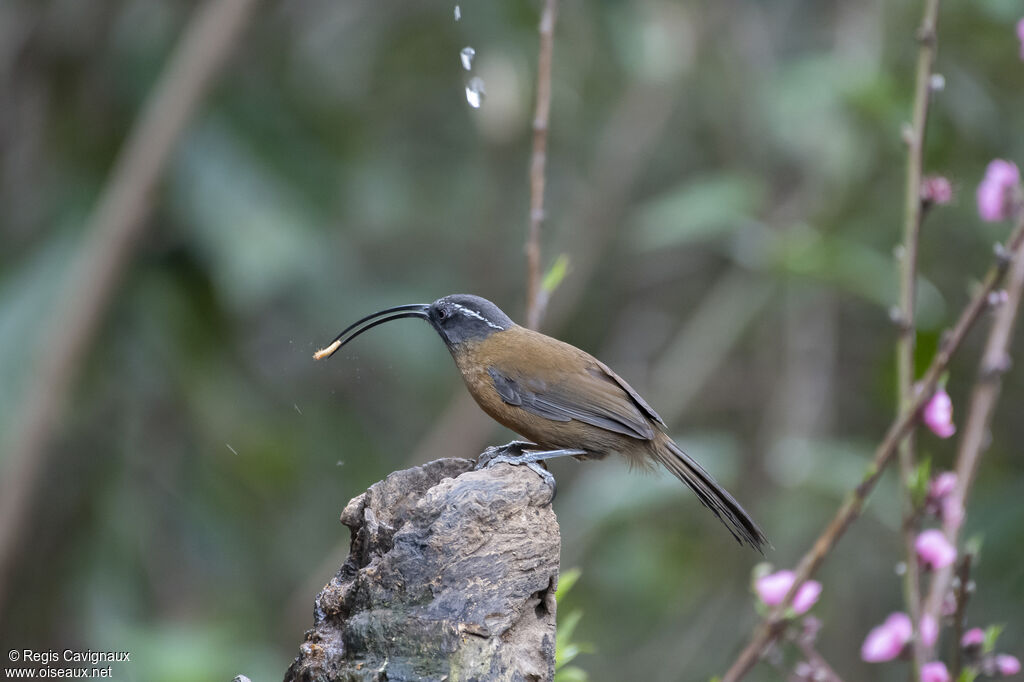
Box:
xmin=653 ymin=438 xmax=769 ymax=553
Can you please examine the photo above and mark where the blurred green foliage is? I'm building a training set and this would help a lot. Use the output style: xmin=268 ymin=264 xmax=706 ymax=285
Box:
xmin=1 ymin=0 xmax=1023 ymax=680
xmin=555 ymin=567 xmax=592 ymax=682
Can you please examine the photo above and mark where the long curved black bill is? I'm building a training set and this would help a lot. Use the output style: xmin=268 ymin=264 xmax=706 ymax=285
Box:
xmin=313 ymin=303 xmax=430 ymax=360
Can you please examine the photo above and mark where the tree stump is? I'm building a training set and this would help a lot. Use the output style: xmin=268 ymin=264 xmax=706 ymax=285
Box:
xmin=284 ymin=457 xmax=560 ymax=682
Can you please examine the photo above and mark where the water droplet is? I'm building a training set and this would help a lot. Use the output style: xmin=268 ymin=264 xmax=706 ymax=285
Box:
xmin=226 ymin=443 xmax=239 ymax=456
xmin=294 ymin=403 xmax=303 ymax=415
xmin=930 ymin=73 xmax=945 ymax=92
xmin=336 ymin=460 xmax=345 ymax=467
xmin=454 ymin=5 xmax=461 ymax=21
xmin=460 ymin=46 xmax=476 ymax=71
xmin=465 ymin=76 xmax=485 ymax=108
xmin=895 ymin=561 xmax=907 ymax=576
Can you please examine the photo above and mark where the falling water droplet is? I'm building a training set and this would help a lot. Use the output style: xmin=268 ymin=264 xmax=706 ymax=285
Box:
xmin=465 ymin=76 xmax=485 ymax=108
xmin=460 ymin=46 xmax=476 ymax=71
xmin=454 ymin=5 xmax=461 ymax=20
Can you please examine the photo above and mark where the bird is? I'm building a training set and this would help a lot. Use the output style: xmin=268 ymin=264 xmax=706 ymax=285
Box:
xmin=314 ymin=293 xmax=768 ymax=552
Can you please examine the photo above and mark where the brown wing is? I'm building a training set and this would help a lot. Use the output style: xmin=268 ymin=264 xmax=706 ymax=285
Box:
xmin=486 ymin=331 xmax=664 ymax=441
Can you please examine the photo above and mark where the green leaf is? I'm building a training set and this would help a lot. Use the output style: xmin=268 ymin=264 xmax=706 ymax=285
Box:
xmin=956 ymin=668 xmax=978 ymax=682
xmin=964 ymin=535 xmax=983 ymax=559
xmin=557 ymin=610 xmax=584 ymax=655
xmin=543 ymin=254 xmax=571 ymax=294
xmin=556 ymin=567 xmax=582 ymax=601
xmin=560 ymin=644 xmax=581 ymax=667
xmin=983 ymin=624 xmax=1004 ymax=654
xmin=631 ymin=173 xmax=766 ymax=250
xmin=909 ymin=457 xmax=932 ymax=508
xmin=555 ymin=570 xmax=593 ymax=678
xmin=554 ymin=665 xmax=590 ymax=682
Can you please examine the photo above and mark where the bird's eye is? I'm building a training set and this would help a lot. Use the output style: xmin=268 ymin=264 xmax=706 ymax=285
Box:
xmin=437 ymin=308 xmax=449 ymax=320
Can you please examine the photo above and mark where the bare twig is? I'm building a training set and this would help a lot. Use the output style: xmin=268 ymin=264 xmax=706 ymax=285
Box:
xmin=524 ymin=0 xmax=558 ymax=330
xmin=0 ymin=0 xmax=258 ymax=612
xmin=921 ymin=206 xmax=1024 ymax=645
xmin=950 ymin=553 xmax=973 ymax=679
xmin=895 ymin=1 xmax=941 ymax=674
xmin=795 ymin=639 xmax=846 ymax=682
xmin=721 ymin=215 xmax=1024 ymax=682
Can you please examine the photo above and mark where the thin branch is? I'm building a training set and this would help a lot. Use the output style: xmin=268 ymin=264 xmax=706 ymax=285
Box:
xmin=896 ymin=0 xmax=941 ymax=674
xmin=921 ymin=205 xmax=1024 ymax=642
xmin=721 ymin=214 xmax=1024 ymax=682
xmin=524 ymin=0 xmax=558 ymax=330
xmin=795 ymin=639 xmax=846 ymax=682
xmin=950 ymin=553 xmax=974 ymax=679
xmin=0 ymin=0 xmax=258 ymax=612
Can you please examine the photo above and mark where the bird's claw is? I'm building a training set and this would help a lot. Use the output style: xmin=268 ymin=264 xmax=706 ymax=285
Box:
xmin=476 ymin=452 xmax=557 ymax=502
xmin=475 ymin=440 xmax=536 ymax=469
xmin=475 ymin=443 xmax=587 ymax=503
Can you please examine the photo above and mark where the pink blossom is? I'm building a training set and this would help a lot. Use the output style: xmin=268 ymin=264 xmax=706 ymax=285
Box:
xmin=886 ymin=612 xmax=913 ymax=642
xmin=977 ymin=160 xmax=1021 ymax=221
xmin=755 ymin=570 xmax=821 ymax=614
xmin=793 ymin=580 xmax=822 ymax=614
xmin=916 ymin=529 xmax=958 ymax=570
xmin=962 ymin=627 xmax=985 ymax=648
xmin=922 ymin=176 xmax=954 ymax=205
xmin=923 ymin=388 xmax=956 ymax=438
xmin=921 ymin=661 xmax=951 ymax=682
xmin=921 ymin=614 xmax=939 ymax=648
xmin=929 ymin=472 xmax=958 ymax=500
xmin=997 ymin=654 xmax=1022 ymax=676
xmin=862 ymin=613 xmax=912 ymax=662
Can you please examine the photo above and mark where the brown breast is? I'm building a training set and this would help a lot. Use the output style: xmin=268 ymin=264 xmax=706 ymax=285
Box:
xmin=448 ymin=326 xmax=659 ymax=463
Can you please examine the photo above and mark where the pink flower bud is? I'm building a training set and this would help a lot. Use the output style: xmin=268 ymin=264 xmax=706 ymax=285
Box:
xmin=755 ymin=570 xmax=821 ymax=614
xmin=922 ymin=661 xmax=951 ymax=682
xmin=755 ymin=570 xmax=793 ymax=606
xmin=922 ymin=176 xmax=954 ymax=205
xmin=916 ymin=529 xmax=957 ymax=570
xmin=793 ymin=580 xmax=822 ymax=614
xmin=929 ymin=472 xmax=958 ymax=500
xmin=977 ymin=160 xmax=1021 ymax=221
xmin=862 ymin=613 xmax=912 ymax=662
xmin=997 ymin=654 xmax=1021 ymax=676
xmin=1018 ymin=18 xmax=1024 ymax=61
xmin=886 ymin=612 xmax=913 ymax=642
xmin=962 ymin=627 xmax=985 ymax=648
xmin=921 ymin=614 xmax=939 ymax=648
xmin=923 ymin=389 xmax=956 ymax=439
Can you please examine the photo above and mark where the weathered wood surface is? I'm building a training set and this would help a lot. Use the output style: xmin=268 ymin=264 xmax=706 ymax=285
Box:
xmin=284 ymin=457 xmax=560 ymax=682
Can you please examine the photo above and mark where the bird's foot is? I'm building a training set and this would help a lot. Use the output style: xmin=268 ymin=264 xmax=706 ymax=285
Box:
xmin=474 ymin=446 xmax=587 ymax=503
xmin=475 ymin=440 xmax=536 ymax=469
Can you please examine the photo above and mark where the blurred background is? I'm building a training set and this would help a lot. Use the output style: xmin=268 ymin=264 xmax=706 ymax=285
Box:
xmin=1 ymin=0 xmax=1023 ymax=680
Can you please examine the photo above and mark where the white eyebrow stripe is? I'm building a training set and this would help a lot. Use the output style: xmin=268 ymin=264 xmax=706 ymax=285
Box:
xmin=451 ymin=303 xmax=503 ymax=330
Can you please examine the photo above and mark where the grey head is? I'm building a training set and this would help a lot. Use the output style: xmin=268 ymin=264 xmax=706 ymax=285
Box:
xmin=428 ymin=294 xmax=515 ymax=346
